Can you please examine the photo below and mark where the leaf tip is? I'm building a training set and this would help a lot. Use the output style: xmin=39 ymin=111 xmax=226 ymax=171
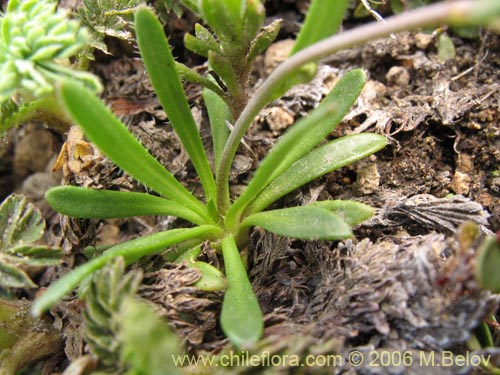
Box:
xmin=30 ymin=297 xmax=46 ymax=318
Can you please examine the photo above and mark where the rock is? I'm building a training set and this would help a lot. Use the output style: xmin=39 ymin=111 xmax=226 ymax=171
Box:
xmin=450 ymin=170 xmax=471 ymax=195
xmin=264 ymin=39 xmax=294 ymax=75
xmin=356 ymin=162 xmax=380 ymax=195
xmin=386 ymin=66 xmax=410 ymax=87
xmin=14 ymin=128 xmax=56 ymax=178
xmin=415 ymin=32 xmax=434 ymax=50
xmin=262 ymin=107 xmax=295 ymax=135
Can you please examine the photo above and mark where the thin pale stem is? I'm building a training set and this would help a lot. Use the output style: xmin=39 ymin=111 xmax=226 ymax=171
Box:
xmin=215 ymin=0 xmax=497 ymax=215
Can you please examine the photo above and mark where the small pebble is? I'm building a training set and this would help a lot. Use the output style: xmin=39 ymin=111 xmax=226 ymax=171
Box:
xmin=356 ymin=163 xmax=380 ymax=195
xmin=14 ymin=128 xmax=55 ymax=178
xmin=264 ymin=107 xmax=294 ymax=135
xmin=264 ymin=39 xmax=294 ymax=75
xmin=415 ymin=32 xmax=433 ymax=50
xmin=386 ymin=66 xmax=410 ymax=87
xmin=450 ymin=170 xmax=471 ymax=195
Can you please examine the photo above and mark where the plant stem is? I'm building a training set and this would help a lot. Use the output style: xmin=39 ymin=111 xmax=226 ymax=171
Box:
xmin=215 ymin=0 xmax=500 ymax=215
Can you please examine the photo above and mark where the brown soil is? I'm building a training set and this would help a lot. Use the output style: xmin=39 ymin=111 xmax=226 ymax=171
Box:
xmin=1 ymin=2 xmax=500 ymax=374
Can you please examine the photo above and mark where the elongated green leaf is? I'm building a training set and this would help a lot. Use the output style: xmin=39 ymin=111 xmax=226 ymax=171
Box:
xmin=194 ymin=23 xmax=221 ymax=53
xmin=241 ymin=206 xmax=352 ymax=240
xmin=208 ymin=51 xmax=239 ymax=97
xmin=241 ymin=0 xmax=265 ymax=45
xmin=178 ymin=0 xmax=199 ymax=14
xmin=220 ymin=234 xmax=263 ymax=348
xmin=5 ymin=245 xmax=63 ymax=266
xmin=227 ymin=0 xmax=245 ymax=23
xmin=290 ymin=0 xmax=349 ymax=55
xmin=475 ymin=234 xmax=500 ymax=293
xmin=200 ymin=0 xmax=241 ymax=41
xmin=46 ymin=186 xmax=207 ymax=225
xmin=184 ymin=32 xmax=212 ymax=58
xmin=135 ymin=7 xmax=216 ymax=202
xmin=32 ymin=225 xmax=223 ymax=316
xmin=176 ymin=62 xmax=225 ymax=98
xmin=310 ymin=200 xmax=374 ymax=226
xmin=203 ymin=87 xmax=231 ymax=170
xmin=226 ymin=69 xmax=366 ymax=229
xmin=183 ymin=23 xmax=221 ymax=58
xmin=59 ymin=81 xmax=207 ymax=219
xmin=246 ymin=134 xmax=386 ymax=214
xmin=247 ymin=19 xmax=281 ymax=62
xmin=474 ymin=321 xmax=494 ymax=348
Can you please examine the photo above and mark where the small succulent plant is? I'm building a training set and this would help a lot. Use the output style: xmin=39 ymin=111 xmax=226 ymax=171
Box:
xmin=0 ymin=0 xmax=101 ymax=133
xmin=0 ymin=0 xmax=101 ymax=102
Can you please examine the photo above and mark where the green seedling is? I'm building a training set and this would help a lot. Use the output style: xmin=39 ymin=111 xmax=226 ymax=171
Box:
xmin=31 ymin=0 xmax=500 ymax=348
